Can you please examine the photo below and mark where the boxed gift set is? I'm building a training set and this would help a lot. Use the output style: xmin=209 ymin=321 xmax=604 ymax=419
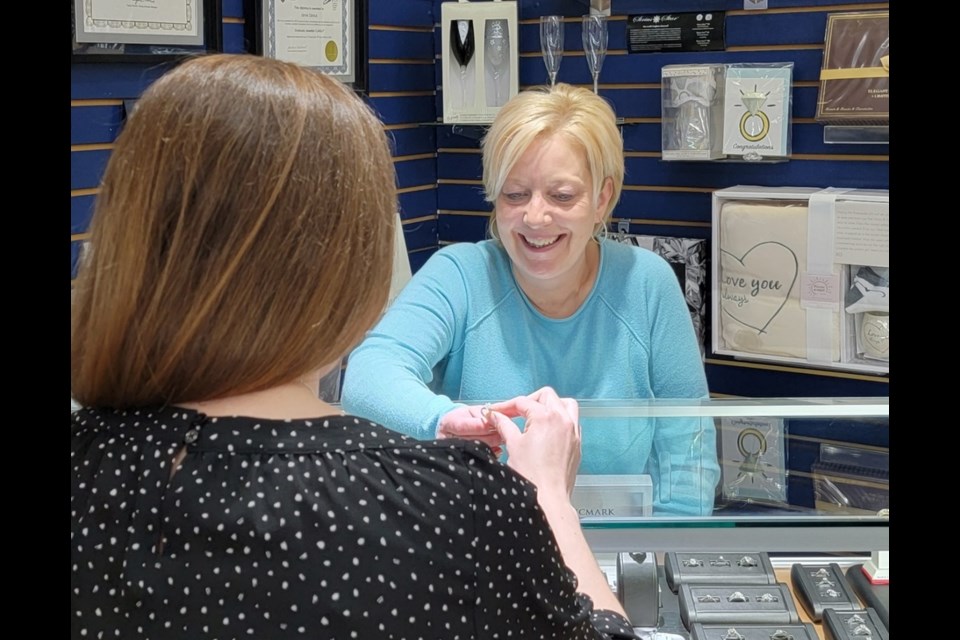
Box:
xmin=661 ymin=64 xmax=726 ymax=161
xmin=660 ymin=63 xmax=793 ymax=162
xmin=816 ymin=10 xmax=889 ymax=125
xmin=711 ymin=186 xmax=889 ymax=374
xmin=441 ymin=0 xmax=519 ymax=124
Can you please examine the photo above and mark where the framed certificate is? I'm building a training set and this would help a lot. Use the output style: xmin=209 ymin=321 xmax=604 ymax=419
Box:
xmin=245 ymin=0 xmax=368 ymax=93
xmin=72 ymin=0 xmax=223 ymax=63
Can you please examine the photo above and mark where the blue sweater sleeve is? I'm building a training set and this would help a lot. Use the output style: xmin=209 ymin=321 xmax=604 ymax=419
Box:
xmin=341 ymin=249 xmax=468 ymax=438
xmin=640 ymin=256 xmax=721 ymax=515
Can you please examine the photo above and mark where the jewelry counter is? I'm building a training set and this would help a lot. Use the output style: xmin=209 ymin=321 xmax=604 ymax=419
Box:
xmin=572 ymin=397 xmax=889 ymax=639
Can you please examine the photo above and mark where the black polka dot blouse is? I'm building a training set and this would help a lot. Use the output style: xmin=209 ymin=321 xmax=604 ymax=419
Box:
xmin=71 ymin=406 xmax=639 ymax=639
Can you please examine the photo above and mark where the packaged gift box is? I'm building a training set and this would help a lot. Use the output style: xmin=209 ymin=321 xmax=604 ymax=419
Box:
xmin=711 ymin=186 xmax=888 ymax=374
xmin=661 ymin=64 xmax=726 ymax=161
xmin=816 ymin=10 xmax=889 ymax=125
xmin=722 ymin=63 xmax=793 ymax=161
xmin=441 ymin=0 xmax=519 ymax=124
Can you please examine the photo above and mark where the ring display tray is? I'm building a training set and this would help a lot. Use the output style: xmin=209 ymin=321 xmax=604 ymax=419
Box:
xmin=789 ymin=563 xmax=859 ymax=621
xmin=845 ymin=563 xmax=889 ymax=629
xmin=822 ymin=608 xmax=888 ymax=640
xmin=679 ymin=583 xmax=800 ymax=628
xmin=690 ymin=622 xmax=819 ymax=640
xmin=665 ymin=552 xmax=777 ymax=593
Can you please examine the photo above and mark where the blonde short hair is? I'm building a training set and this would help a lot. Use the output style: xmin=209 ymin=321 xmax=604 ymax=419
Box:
xmin=71 ymin=54 xmax=397 ymax=408
xmin=481 ymin=83 xmax=624 ymax=236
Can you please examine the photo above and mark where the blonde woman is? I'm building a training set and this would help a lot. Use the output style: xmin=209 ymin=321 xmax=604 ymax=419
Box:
xmin=343 ymin=83 xmax=719 ymax=515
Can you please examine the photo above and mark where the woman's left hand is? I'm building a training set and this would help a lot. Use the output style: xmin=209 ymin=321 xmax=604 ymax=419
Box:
xmin=436 ymin=405 xmax=504 ymax=455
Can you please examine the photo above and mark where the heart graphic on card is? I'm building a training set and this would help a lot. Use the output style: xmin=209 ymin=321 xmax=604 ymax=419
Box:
xmin=719 ymin=241 xmax=798 ymax=334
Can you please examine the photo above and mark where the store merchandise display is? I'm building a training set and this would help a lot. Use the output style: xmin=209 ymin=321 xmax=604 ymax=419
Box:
xmin=440 ymin=0 xmax=518 ymax=123
xmin=664 ymin=552 xmax=777 ymax=592
xmin=721 ymin=63 xmax=793 ymax=161
xmin=816 ymin=10 xmax=889 ymax=126
xmin=789 ymin=563 xmax=859 ymax=621
xmin=689 ymin=622 xmax=819 ymax=640
xmin=711 ymin=186 xmax=889 ymax=374
xmin=718 ymin=415 xmax=788 ymax=506
xmin=660 ymin=64 xmax=726 ymax=160
xmin=822 ymin=608 xmax=889 ymax=640
xmin=678 ymin=583 xmax=800 ymax=627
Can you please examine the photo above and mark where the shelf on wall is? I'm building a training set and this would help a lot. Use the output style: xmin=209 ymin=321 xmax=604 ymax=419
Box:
xmin=420 ymin=117 xmax=626 ymax=141
xmin=822 ymin=125 xmax=888 ymax=145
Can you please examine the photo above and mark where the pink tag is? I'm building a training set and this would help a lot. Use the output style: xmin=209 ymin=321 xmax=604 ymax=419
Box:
xmin=800 ymin=272 xmax=840 ymax=309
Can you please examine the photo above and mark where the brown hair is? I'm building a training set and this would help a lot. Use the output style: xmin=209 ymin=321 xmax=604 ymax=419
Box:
xmin=71 ymin=54 xmax=397 ymax=408
xmin=481 ymin=83 xmax=624 ymax=239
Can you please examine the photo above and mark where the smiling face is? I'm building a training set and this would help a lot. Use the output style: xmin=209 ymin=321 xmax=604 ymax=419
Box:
xmin=495 ymin=134 xmax=612 ymax=298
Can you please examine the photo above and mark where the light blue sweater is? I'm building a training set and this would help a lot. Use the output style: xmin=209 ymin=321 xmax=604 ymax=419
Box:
xmin=342 ymin=239 xmax=720 ymax=514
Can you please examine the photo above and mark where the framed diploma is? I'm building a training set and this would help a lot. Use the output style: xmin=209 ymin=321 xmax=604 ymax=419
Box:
xmin=245 ymin=0 xmax=368 ymax=93
xmin=72 ymin=0 xmax=223 ymax=63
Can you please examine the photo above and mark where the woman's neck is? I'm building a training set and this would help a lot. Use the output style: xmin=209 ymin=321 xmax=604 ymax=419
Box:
xmin=516 ymin=242 xmax=600 ymax=319
xmin=178 ymin=373 xmax=343 ymax=420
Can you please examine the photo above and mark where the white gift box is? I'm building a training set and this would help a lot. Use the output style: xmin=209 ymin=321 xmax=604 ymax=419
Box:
xmin=441 ymin=0 xmax=519 ymax=124
xmin=711 ymin=186 xmax=889 ymax=374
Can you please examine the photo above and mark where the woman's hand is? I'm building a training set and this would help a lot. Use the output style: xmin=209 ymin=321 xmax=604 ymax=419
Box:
xmin=436 ymin=404 xmax=504 ymax=455
xmin=486 ymin=387 xmax=581 ymax=498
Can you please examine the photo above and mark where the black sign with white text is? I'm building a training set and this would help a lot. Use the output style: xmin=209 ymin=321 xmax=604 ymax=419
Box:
xmin=626 ymin=11 xmax=725 ymax=53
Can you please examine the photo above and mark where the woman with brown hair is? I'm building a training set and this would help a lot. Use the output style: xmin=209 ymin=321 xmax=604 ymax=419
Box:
xmin=71 ymin=55 xmax=638 ymax=639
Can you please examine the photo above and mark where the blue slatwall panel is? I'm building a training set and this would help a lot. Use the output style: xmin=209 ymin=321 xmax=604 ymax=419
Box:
xmin=403 ymin=219 xmax=440 ymax=250
xmin=437 ymin=183 xmax=488 ymax=212
xmin=370 ymin=30 xmax=435 ymax=59
xmin=369 ymin=63 xmax=435 ymax=93
xmin=439 ymin=214 xmax=489 ymax=242
xmin=71 ymin=195 xmax=96 ymax=235
xmin=71 ymin=150 xmax=110 ymax=190
xmin=223 ymin=0 xmax=243 ymax=18
xmin=371 ymin=0 xmax=435 ymax=27
xmin=388 ymin=126 xmax=437 ymax=157
xmin=399 ymin=189 xmax=439 ymax=219
xmin=523 ymin=0 xmax=882 ymax=18
xmin=71 ymin=64 xmax=170 ymax=100
xmin=368 ymin=95 xmax=437 ymax=125
xmin=71 ymin=106 xmax=123 ymax=145
xmin=222 ymin=22 xmax=247 ymax=54
xmin=395 ymin=157 xmax=438 ymax=190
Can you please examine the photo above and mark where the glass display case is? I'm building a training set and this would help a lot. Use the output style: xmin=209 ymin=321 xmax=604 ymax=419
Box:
xmin=572 ymin=397 xmax=889 ymax=555
xmin=572 ymin=397 xmax=889 ymax=637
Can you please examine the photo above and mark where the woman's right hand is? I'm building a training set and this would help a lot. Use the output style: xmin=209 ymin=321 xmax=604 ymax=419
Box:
xmin=485 ymin=387 xmax=581 ymax=498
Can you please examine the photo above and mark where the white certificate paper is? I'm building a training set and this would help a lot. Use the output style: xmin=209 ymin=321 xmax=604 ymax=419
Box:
xmin=74 ymin=0 xmax=204 ymax=45
xmin=265 ymin=0 xmax=355 ymax=83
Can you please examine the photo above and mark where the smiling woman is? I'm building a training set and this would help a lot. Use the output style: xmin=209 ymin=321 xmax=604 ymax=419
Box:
xmin=342 ymin=82 xmax=720 ymax=516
